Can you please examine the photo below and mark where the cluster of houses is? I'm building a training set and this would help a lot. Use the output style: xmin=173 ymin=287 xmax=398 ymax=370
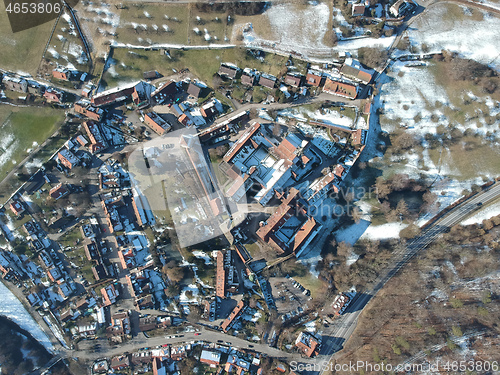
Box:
xmin=0 ymin=41 xmax=378 ymax=370
xmin=52 ymin=67 xmax=88 ymax=83
xmin=222 ymin=122 xmax=320 ymax=206
xmin=217 ymin=57 xmax=373 ymax=100
xmin=94 ymin=340 xmax=282 ymax=375
xmin=0 ymin=72 xmax=67 ymax=103
xmin=0 ymin=214 xmax=95 ymax=324
xmin=202 ymin=244 xmax=266 ymax=325
xmin=218 ymin=122 xmax=320 ymax=257
xmin=79 ymin=76 xmax=226 ymax=136
xmin=217 ymin=113 xmax=368 ymax=257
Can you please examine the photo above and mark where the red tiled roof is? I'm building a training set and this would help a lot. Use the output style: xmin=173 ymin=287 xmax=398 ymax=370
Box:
xmin=216 ymin=251 xmax=226 ymax=298
xmin=221 ymin=300 xmax=245 ymax=332
xmin=323 ymin=78 xmax=357 ymax=99
xmin=292 ymin=217 xmax=319 ymax=252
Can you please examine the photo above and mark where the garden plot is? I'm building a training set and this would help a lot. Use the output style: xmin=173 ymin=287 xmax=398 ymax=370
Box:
xmin=367 ymin=57 xmax=500 ymax=226
xmin=189 ymin=8 xmax=233 ymax=44
xmin=265 ymin=2 xmax=330 ymax=48
xmin=379 ymin=61 xmax=450 ymax=135
xmin=238 ymin=1 xmax=333 ymax=57
xmin=43 ymin=11 xmax=91 ymax=73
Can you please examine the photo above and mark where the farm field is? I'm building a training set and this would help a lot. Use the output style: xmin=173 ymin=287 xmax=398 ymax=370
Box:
xmin=115 ymin=3 xmax=190 ymax=46
xmin=74 ymin=1 xmax=236 ymax=58
xmin=0 ymin=1 xmax=54 ymax=75
xmin=0 ymin=106 xmax=64 ymax=181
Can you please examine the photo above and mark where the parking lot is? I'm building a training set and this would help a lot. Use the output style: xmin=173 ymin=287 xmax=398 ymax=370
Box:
xmin=269 ymin=276 xmax=311 ymax=317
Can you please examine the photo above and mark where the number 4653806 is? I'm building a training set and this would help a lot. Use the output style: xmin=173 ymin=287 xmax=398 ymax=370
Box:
xmin=6 ymin=2 xmax=61 ymax=14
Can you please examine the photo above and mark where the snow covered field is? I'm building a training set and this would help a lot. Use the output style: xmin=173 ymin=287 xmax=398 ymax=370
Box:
xmin=379 ymin=61 xmax=450 ymax=135
xmin=409 ymin=4 xmax=500 ymax=69
xmin=265 ymin=2 xmax=330 ymax=49
xmin=0 ymin=282 xmax=54 ymax=352
xmin=240 ymin=1 xmax=396 ymax=59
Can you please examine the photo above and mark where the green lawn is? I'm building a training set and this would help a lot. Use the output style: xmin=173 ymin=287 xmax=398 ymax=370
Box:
xmin=58 ymin=226 xmax=83 ymax=249
xmin=103 ymin=47 xmax=289 ymax=89
xmin=0 ymin=1 xmax=54 ymax=75
xmin=293 ymin=273 xmax=325 ymax=301
xmin=0 ymin=106 xmax=64 ymax=181
xmin=437 ymin=140 xmax=500 ymax=181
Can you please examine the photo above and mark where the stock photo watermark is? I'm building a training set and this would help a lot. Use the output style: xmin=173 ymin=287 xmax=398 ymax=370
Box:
xmin=290 ymin=360 xmax=499 ymax=373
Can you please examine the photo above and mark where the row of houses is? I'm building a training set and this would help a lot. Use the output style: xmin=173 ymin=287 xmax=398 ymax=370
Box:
xmin=96 ymin=341 xmax=193 ymax=374
xmin=1 ymin=74 xmax=65 ymax=103
xmin=74 ymin=100 xmax=104 ymax=121
xmin=91 ymin=80 xmax=173 ymax=108
xmin=221 ymin=300 xmax=246 ymax=333
xmin=217 ymin=58 xmax=373 ymax=100
xmin=215 ymin=250 xmax=239 ymax=299
xmin=197 ymin=110 xmax=249 ymax=144
xmin=218 ymin=62 xmax=291 ymax=90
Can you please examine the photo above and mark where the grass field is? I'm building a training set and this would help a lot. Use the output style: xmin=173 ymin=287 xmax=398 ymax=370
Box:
xmin=426 ymin=138 xmax=500 ymax=181
xmin=294 ymin=273 xmax=325 ymax=300
xmin=0 ymin=2 xmax=54 ymax=75
xmin=103 ymin=47 xmax=289 ymax=89
xmin=0 ymin=106 xmax=64 ymax=180
xmin=58 ymin=226 xmax=83 ymax=249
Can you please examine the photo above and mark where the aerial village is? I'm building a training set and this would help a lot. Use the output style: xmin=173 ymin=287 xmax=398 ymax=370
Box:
xmin=0 ymin=48 xmax=374 ymax=374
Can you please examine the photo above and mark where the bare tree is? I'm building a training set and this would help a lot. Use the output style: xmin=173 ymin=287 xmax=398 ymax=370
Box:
xmin=396 ymin=199 xmax=408 ymax=217
xmin=336 ymin=241 xmax=352 ymax=258
xmin=272 ymin=122 xmax=282 ymax=137
xmin=375 ymin=177 xmax=391 ymax=199
xmin=162 ymin=261 xmax=185 ymax=283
